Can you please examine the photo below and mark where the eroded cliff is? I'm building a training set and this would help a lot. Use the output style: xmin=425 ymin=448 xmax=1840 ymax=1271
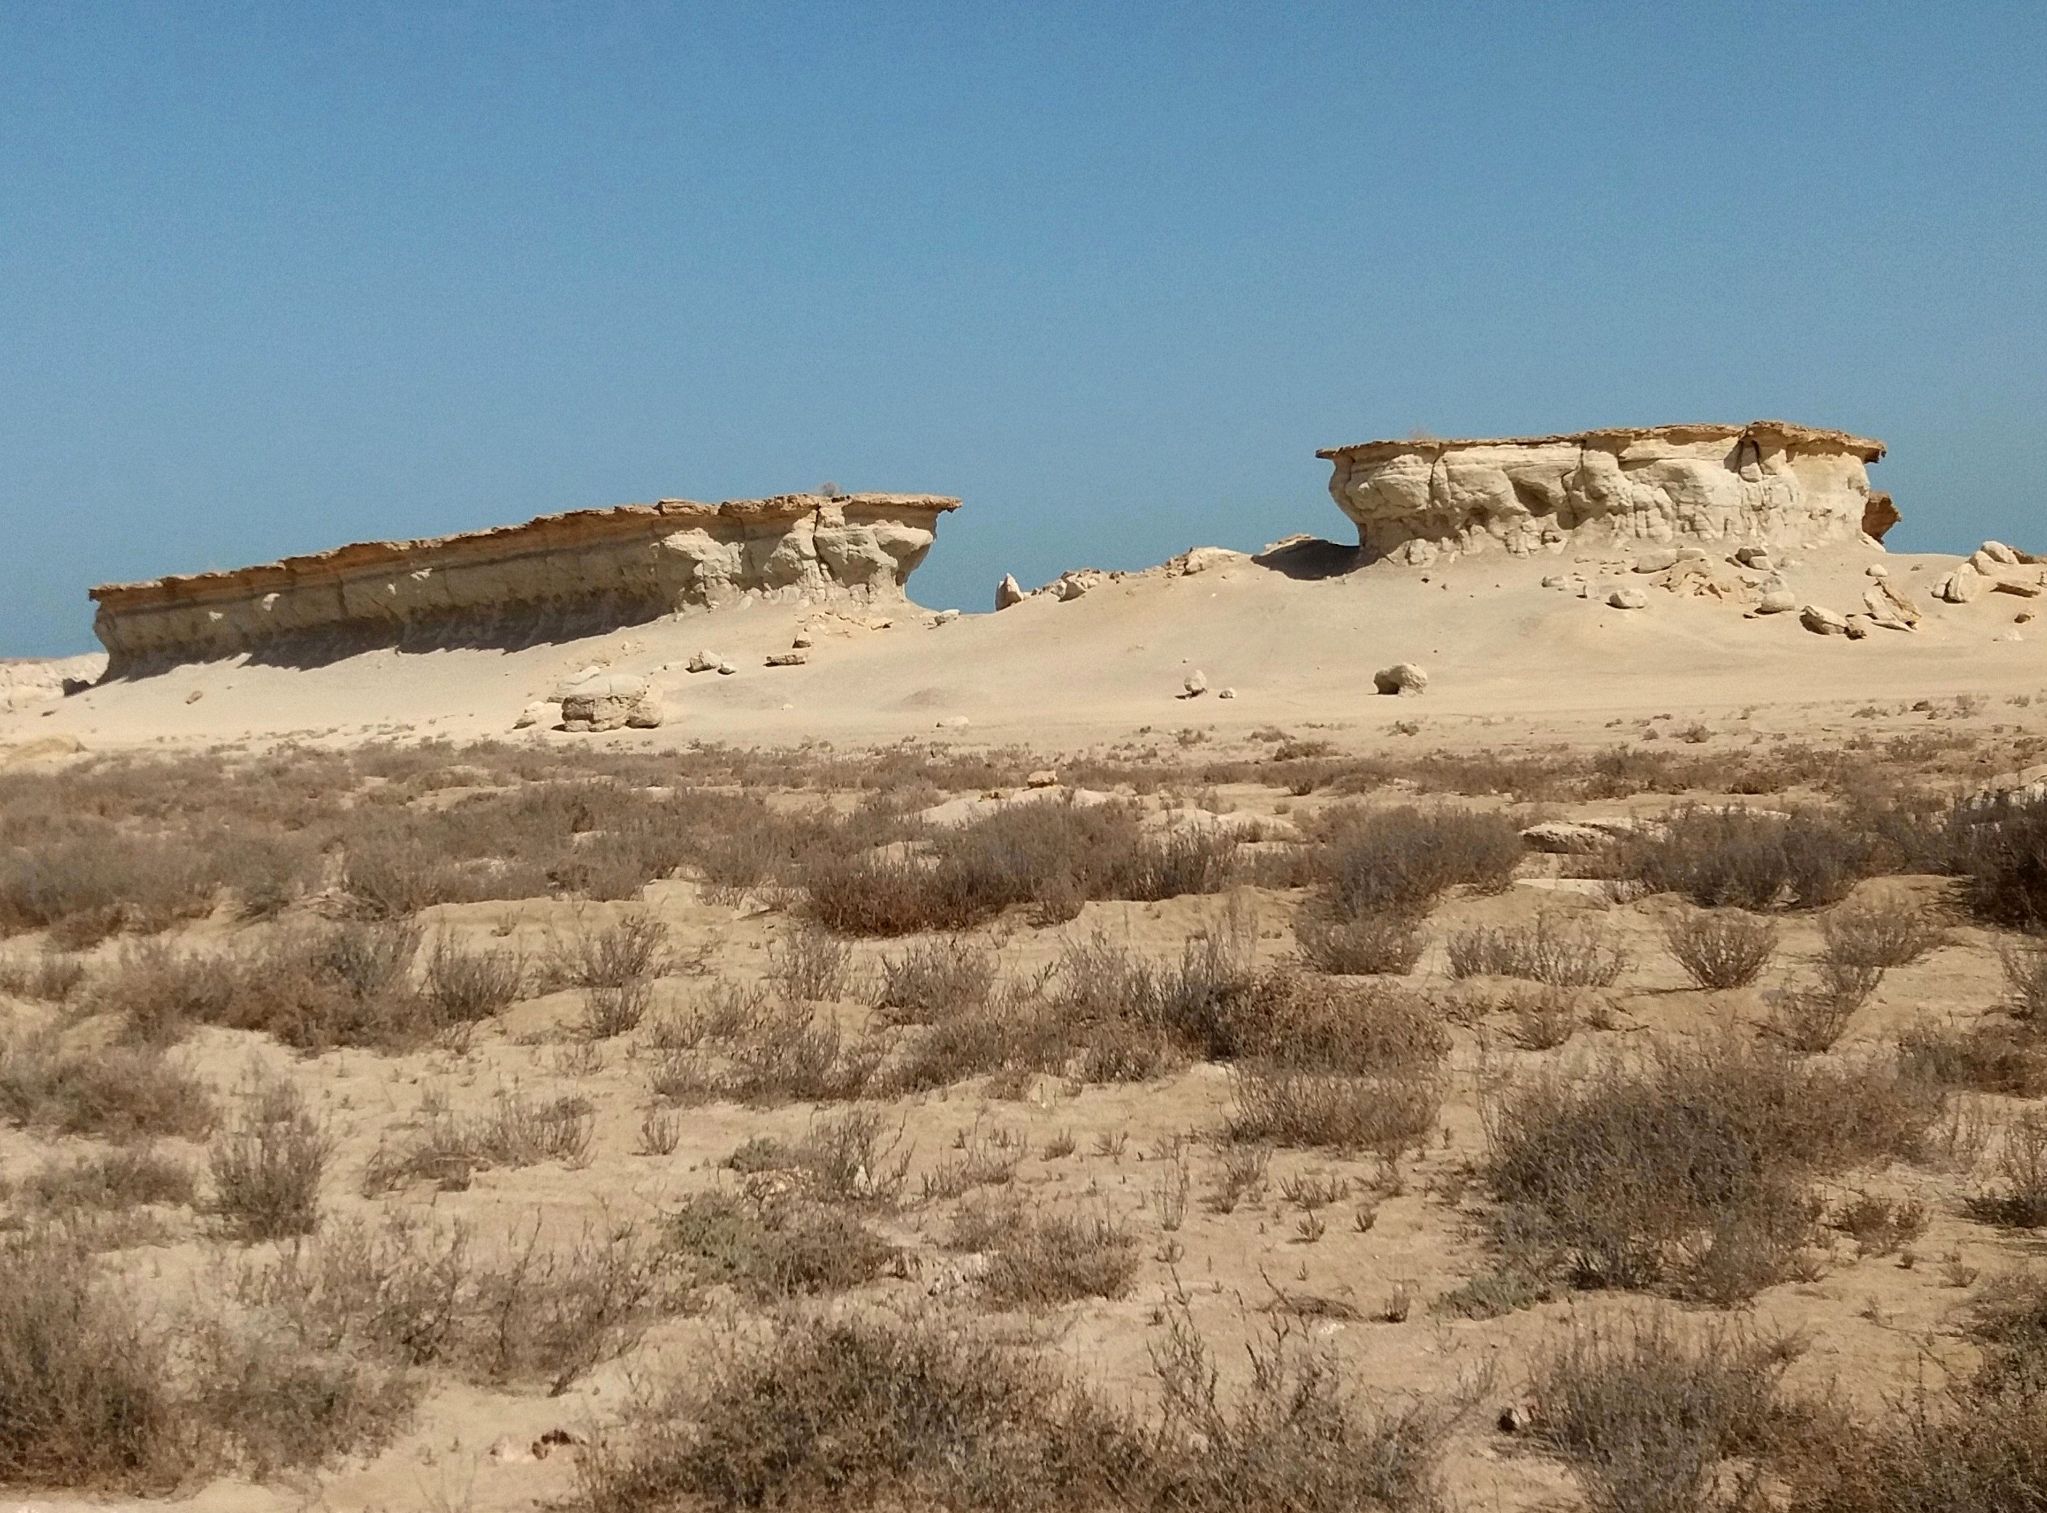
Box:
xmin=91 ymin=493 xmax=959 ymax=675
xmin=1320 ymin=421 xmax=1888 ymax=565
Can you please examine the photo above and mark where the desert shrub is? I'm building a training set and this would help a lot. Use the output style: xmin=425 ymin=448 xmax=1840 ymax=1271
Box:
xmin=977 ymin=1210 xmax=1139 ymax=1307
xmin=22 ymin=1145 xmax=195 ymax=1214
xmin=1968 ymin=1108 xmax=2047 ymax=1227
xmin=1830 ymin=1191 xmax=1928 ymax=1256
xmin=1228 ymin=1063 xmax=1443 ymax=1154
xmin=667 ymin=1191 xmax=896 ymax=1301
xmin=0 ymin=825 xmax=218 ymax=946
xmin=885 ymin=985 xmax=1059 ymax=1093
xmin=576 ymin=1312 xmax=1137 ymax=1513
xmin=1480 ymin=1038 xmax=1936 ymax=1301
xmin=1293 ymin=908 xmax=1427 ymax=975
xmin=1216 ymin=969 xmax=1450 ymax=1072
xmin=362 ymin=1085 xmax=593 ymax=1192
xmin=767 ymin=925 xmax=853 ymax=1001
xmin=210 ymin=921 xmax=430 ymax=1052
xmin=1529 ymin=1318 xmax=1797 ymax=1513
xmin=546 ymin=910 xmax=669 ymax=989
xmin=1614 ymin=807 xmax=1878 ymax=910
xmin=718 ymin=998 xmax=883 ymax=1104
xmin=873 ymin=936 xmax=997 ymax=1024
xmin=1447 ymin=912 xmax=1628 ymax=987
xmin=578 ymin=1305 xmax=1450 ymax=1513
xmin=0 ymin=1235 xmax=196 ymax=1490
xmin=209 ymin=1073 xmax=329 ymax=1242
xmin=784 ymin=1106 xmax=912 ymax=1205
xmin=1967 ymin=1271 xmax=2047 ymax=1401
xmin=1314 ymin=805 xmax=1521 ymax=915
xmin=0 ymin=1031 xmax=213 ymax=1139
xmin=1898 ymin=1022 xmax=2047 ymax=1097
xmin=1820 ymin=896 xmax=1947 ymax=969
xmin=802 ymin=850 xmax=984 ymax=935
xmin=1431 ymin=1265 xmax=1549 ymax=1320
xmin=185 ymin=1313 xmax=414 ymax=1477
xmin=1663 ymin=909 xmax=1779 ymax=989
xmin=2004 ymin=942 xmax=2047 ymax=1020
xmin=0 ymin=948 xmax=85 ymax=1002
xmin=1948 ymin=796 xmax=2047 ymax=932
xmin=86 ymin=939 xmax=239 ymax=1045
xmin=1770 ymin=957 xmax=1884 ymax=1053
xmin=420 ymin=933 xmax=525 ymax=1024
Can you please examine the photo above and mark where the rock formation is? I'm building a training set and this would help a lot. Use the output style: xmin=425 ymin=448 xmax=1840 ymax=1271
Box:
xmin=90 ymin=493 xmax=959 ymax=675
xmin=1319 ymin=421 xmax=1887 ymax=565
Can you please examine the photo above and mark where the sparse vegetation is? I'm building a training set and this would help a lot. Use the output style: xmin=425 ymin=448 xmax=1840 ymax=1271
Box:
xmin=1447 ymin=912 xmax=1628 ymax=987
xmin=1663 ymin=908 xmax=1779 ymax=989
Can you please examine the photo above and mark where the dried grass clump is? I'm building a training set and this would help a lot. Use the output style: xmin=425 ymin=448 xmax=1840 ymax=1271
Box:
xmin=1313 ymin=804 xmax=1521 ymax=914
xmin=2003 ymin=941 xmax=2047 ymax=1020
xmin=1293 ymin=908 xmax=1427 ymax=975
xmin=1948 ymin=796 xmax=2047 ymax=933
xmin=1663 ymin=909 xmax=1779 ymax=989
xmin=976 ymin=1210 xmax=1139 ymax=1307
xmin=1481 ymin=1038 xmax=1937 ymax=1302
xmin=1448 ymin=912 xmax=1629 ymax=988
xmin=0 ymin=1235 xmax=196 ymax=1490
xmin=766 ymin=925 xmax=853 ymax=1001
xmin=1613 ymin=807 xmax=1878 ymax=911
xmin=667 ymin=1190 xmax=897 ymax=1301
xmin=1819 ymin=896 xmax=1947 ymax=969
xmin=577 ymin=1304 xmax=1452 ymax=1513
xmin=873 ymin=936 xmax=997 ymax=1024
xmin=1967 ymin=1108 xmax=2047 ymax=1228
xmin=0 ymin=1030 xmax=213 ymax=1140
xmin=0 ymin=825 xmax=219 ymax=947
xmin=362 ymin=1085 xmax=594 ymax=1193
xmin=1898 ymin=1022 xmax=2047 ymax=1098
xmin=0 ymin=949 xmax=85 ymax=1003
xmin=209 ymin=1073 xmax=330 ymax=1242
xmin=1529 ymin=1318 xmax=1798 ymax=1513
xmin=1770 ymin=956 xmax=1885 ymax=1053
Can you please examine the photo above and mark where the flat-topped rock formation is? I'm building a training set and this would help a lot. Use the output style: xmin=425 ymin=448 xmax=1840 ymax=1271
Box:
xmin=1319 ymin=421 xmax=1890 ymax=566
xmin=90 ymin=493 xmax=959 ymax=675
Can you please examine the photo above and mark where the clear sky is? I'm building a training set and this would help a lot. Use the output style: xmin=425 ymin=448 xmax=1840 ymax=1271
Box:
xmin=4 ymin=1 xmax=2043 ymax=656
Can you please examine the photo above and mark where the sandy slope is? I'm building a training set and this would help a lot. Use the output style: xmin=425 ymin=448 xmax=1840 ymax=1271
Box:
xmin=6 ymin=540 xmax=2044 ymax=758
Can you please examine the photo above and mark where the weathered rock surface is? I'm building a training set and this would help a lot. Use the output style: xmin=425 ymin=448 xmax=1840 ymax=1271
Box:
xmin=555 ymin=671 xmax=663 ymax=732
xmin=1319 ymin=421 xmax=1887 ymax=565
xmin=90 ymin=492 xmax=959 ymax=676
xmin=995 ymin=574 xmax=1025 ymax=610
xmin=1800 ymin=605 xmax=1850 ymax=636
xmin=1373 ymin=663 xmax=1428 ymax=695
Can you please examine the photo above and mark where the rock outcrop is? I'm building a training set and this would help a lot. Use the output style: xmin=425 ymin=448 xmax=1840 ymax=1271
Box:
xmin=1319 ymin=421 xmax=1887 ymax=565
xmin=90 ymin=493 xmax=959 ymax=676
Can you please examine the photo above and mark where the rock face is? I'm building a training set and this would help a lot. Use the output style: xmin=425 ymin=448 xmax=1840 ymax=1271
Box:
xmin=90 ymin=492 xmax=959 ymax=676
xmin=1318 ymin=421 xmax=1887 ymax=565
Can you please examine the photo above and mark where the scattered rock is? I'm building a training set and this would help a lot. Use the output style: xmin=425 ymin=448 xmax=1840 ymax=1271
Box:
xmin=1182 ymin=670 xmax=1208 ymax=698
xmin=1863 ymin=580 xmax=1922 ymax=626
xmin=765 ymin=650 xmax=809 ymax=668
xmin=488 ymin=1435 xmax=537 ymax=1464
xmin=1843 ymin=616 xmax=1871 ymax=641
xmin=1632 ymin=548 xmax=1680 ymax=573
xmin=1054 ymin=570 xmax=1105 ymax=601
xmin=1170 ymin=546 xmax=1248 ymax=576
xmin=1218 ymin=687 xmax=1236 ymax=700
xmin=936 ymin=715 xmax=971 ymax=728
xmin=1498 ymin=1403 xmax=1538 ymax=1435
xmin=1373 ymin=663 xmax=1429 ymax=696
xmin=791 ymin=634 xmax=814 ymax=650
xmin=1799 ymin=605 xmax=1850 ymax=636
xmin=1866 ymin=563 xmax=1890 ymax=578
xmin=1936 ymin=567 xmax=1985 ymax=603
xmin=929 ymin=609 xmax=961 ymax=626
xmin=512 ymin=700 xmax=555 ymax=730
xmin=1025 ymin=769 xmax=1059 ymax=789
xmin=557 ymin=672 xmax=658 ymax=732
xmin=716 ymin=658 xmax=736 ymax=675
xmin=1607 ymin=587 xmax=1648 ymax=610
xmin=995 ymin=574 xmax=1025 ymax=610
xmin=1754 ymin=587 xmax=1797 ymax=614
xmin=1733 ymin=545 xmax=1774 ymax=570
xmin=1520 ymin=821 xmax=1616 ymax=855
xmin=184 ymin=689 xmax=204 ymax=704
xmin=1993 ymin=579 xmax=2043 ymax=598
xmin=686 ymin=650 xmax=724 ymax=673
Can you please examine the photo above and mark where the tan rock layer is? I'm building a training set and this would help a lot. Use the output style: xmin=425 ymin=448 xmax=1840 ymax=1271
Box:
xmin=1318 ymin=420 xmax=1888 ymax=565
xmin=91 ymin=493 xmax=959 ymax=675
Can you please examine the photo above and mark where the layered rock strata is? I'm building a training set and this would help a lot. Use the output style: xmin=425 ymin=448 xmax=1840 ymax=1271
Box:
xmin=1319 ymin=422 xmax=1887 ymax=565
xmin=90 ymin=493 xmax=959 ymax=675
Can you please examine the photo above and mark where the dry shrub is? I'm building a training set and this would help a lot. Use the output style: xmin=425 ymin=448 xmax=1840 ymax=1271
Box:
xmin=86 ymin=939 xmax=238 ymax=1045
xmin=1820 ymin=896 xmax=1947 ymax=969
xmin=1448 ymin=912 xmax=1628 ymax=987
xmin=420 ymin=933 xmax=525 ymax=1024
xmin=1830 ymin=1191 xmax=1929 ymax=1256
xmin=1968 ymin=1108 xmax=2047 ymax=1228
xmin=1314 ymin=804 xmax=1521 ymax=914
xmin=185 ymin=1314 xmax=414 ymax=1478
xmin=0 ymin=1030 xmax=213 ymax=1140
xmin=2004 ymin=941 xmax=2047 ymax=1020
xmin=0 ymin=1235 xmax=196 ymax=1490
xmin=1481 ymin=1038 xmax=1936 ymax=1301
xmin=1663 ymin=909 xmax=1779 ymax=989
xmin=237 ymin=1212 xmax=670 ymax=1397
xmin=1781 ymin=1273 xmax=2047 ymax=1511
xmin=22 ymin=1145 xmax=194 ymax=1214
xmin=209 ymin=1073 xmax=329 ymax=1242
xmin=977 ymin=1210 xmax=1139 ymax=1307
xmin=1948 ymin=795 xmax=2047 ymax=933
xmin=1228 ymin=1064 xmax=1443 ymax=1154
xmin=578 ymin=1304 xmax=1451 ymax=1513
xmin=667 ymin=1190 xmax=896 ymax=1300
xmin=0 ymin=826 xmax=218 ymax=946
xmin=363 ymin=1085 xmax=593 ymax=1193
xmin=1614 ymin=807 xmax=1878 ymax=910
xmin=873 ymin=936 xmax=996 ymax=1024
xmin=1293 ymin=908 xmax=1427 ymax=975
xmin=1530 ymin=1318 xmax=1798 ymax=1513
xmin=1898 ymin=1022 xmax=2047 ymax=1097
xmin=1770 ymin=958 xmax=1884 ymax=1053
xmin=767 ymin=925 xmax=853 ymax=1001
xmin=0 ymin=949 xmax=85 ymax=1003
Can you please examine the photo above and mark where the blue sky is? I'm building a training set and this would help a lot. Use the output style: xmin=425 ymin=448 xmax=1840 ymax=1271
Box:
xmin=3 ymin=1 xmax=2042 ymax=655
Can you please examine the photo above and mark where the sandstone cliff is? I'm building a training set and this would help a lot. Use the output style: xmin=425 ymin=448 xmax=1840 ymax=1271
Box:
xmin=1320 ymin=421 xmax=1888 ymax=566
xmin=90 ymin=493 xmax=958 ymax=675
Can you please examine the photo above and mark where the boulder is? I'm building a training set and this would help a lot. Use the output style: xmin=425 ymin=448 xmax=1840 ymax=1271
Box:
xmin=686 ymin=650 xmax=723 ymax=673
xmin=1754 ymin=587 xmax=1797 ymax=614
xmin=1373 ymin=663 xmax=1429 ymax=696
xmin=1936 ymin=567 xmax=1985 ymax=604
xmin=1607 ymin=587 xmax=1648 ymax=610
xmin=556 ymin=672 xmax=658 ymax=732
xmin=1799 ymin=605 xmax=1850 ymax=636
xmin=1734 ymin=545 xmax=1774 ymax=570
xmin=1025 ymin=769 xmax=1059 ymax=789
xmin=1183 ymin=670 xmax=1208 ymax=697
xmin=1218 ymin=687 xmax=1236 ymax=700
xmin=1863 ymin=580 xmax=1922 ymax=626
xmin=512 ymin=700 xmax=555 ymax=730
xmin=1632 ymin=548 xmax=1680 ymax=573
xmin=995 ymin=574 xmax=1025 ymax=609
xmin=1521 ymin=821 xmax=1616 ymax=855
